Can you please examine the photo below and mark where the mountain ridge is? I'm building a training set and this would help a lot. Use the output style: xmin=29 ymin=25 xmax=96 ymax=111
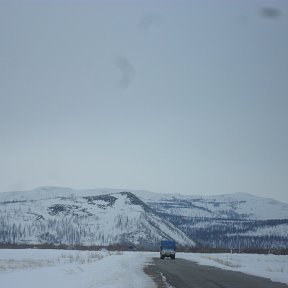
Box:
xmin=0 ymin=187 xmax=287 ymax=249
xmin=1 ymin=186 xmax=287 ymax=206
xmin=0 ymin=188 xmax=195 ymax=248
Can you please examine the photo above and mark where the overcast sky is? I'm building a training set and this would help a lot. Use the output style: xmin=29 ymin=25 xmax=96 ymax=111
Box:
xmin=1 ymin=0 xmax=288 ymax=203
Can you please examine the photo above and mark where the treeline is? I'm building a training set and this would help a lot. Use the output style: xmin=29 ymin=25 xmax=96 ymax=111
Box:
xmin=0 ymin=243 xmax=140 ymax=251
xmin=0 ymin=242 xmax=158 ymax=252
xmin=159 ymin=213 xmax=288 ymax=249
xmin=180 ymin=246 xmax=288 ymax=255
xmin=0 ymin=213 xmax=168 ymax=249
xmin=195 ymin=234 xmax=288 ymax=250
xmin=0 ymin=215 xmax=112 ymax=246
xmin=1 ymin=243 xmax=287 ymax=255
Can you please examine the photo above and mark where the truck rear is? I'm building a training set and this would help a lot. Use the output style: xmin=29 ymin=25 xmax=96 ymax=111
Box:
xmin=160 ymin=240 xmax=176 ymax=259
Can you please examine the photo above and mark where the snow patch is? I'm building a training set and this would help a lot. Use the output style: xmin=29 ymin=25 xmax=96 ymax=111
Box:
xmin=0 ymin=249 xmax=156 ymax=288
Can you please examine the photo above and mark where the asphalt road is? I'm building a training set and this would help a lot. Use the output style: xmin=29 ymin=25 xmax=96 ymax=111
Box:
xmin=145 ymin=257 xmax=288 ymax=288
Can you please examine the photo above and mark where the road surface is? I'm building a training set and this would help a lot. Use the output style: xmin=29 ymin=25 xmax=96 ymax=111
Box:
xmin=145 ymin=257 xmax=287 ymax=288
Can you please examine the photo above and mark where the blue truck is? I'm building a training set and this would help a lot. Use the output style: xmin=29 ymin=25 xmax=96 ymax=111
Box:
xmin=160 ymin=240 xmax=176 ymax=259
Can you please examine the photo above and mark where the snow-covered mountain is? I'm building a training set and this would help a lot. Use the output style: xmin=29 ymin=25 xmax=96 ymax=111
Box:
xmin=0 ymin=187 xmax=287 ymax=249
xmin=0 ymin=187 xmax=195 ymax=248
xmin=133 ymin=191 xmax=288 ymax=220
xmin=132 ymin=190 xmax=288 ymax=249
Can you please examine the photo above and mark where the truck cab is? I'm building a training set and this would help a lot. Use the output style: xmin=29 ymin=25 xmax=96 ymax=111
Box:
xmin=160 ymin=240 xmax=176 ymax=259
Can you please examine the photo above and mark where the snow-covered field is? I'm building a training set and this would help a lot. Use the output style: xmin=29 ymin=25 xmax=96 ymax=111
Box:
xmin=0 ymin=249 xmax=156 ymax=288
xmin=0 ymin=249 xmax=287 ymax=287
xmin=179 ymin=252 xmax=288 ymax=285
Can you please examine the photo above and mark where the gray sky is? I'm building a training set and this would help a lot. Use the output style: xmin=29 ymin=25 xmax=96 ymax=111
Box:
xmin=1 ymin=0 xmax=288 ymax=203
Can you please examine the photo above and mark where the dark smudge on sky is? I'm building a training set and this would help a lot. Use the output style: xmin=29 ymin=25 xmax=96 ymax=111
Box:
xmin=115 ymin=56 xmax=135 ymax=89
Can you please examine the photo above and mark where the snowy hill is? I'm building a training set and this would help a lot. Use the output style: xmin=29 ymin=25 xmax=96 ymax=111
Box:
xmin=0 ymin=187 xmax=195 ymax=248
xmin=133 ymin=191 xmax=288 ymax=220
xmin=132 ymin=190 xmax=288 ymax=249
xmin=0 ymin=187 xmax=287 ymax=249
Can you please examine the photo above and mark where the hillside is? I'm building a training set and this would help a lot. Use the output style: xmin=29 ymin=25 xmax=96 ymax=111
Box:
xmin=134 ymin=191 xmax=288 ymax=220
xmin=0 ymin=187 xmax=287 ymax=249
xmin=133 ymin=191 xmax=288 ymax=249
xmin=0 ymin=187 xmax=195 ymax=248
